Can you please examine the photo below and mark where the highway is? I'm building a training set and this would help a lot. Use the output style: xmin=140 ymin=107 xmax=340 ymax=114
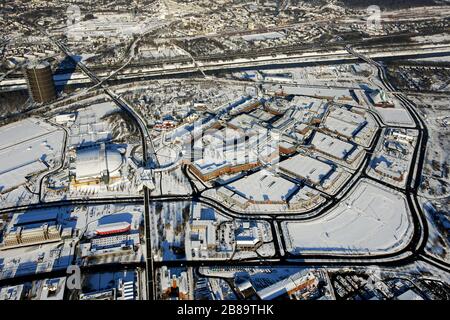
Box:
xmin=38 ymin=120 xmax=69 ymax=202
xmin=0 ymin=196 xmax=144 ymax=215
xmin=1 ymin=36 xmax=448 ymax=295
xmin=2 ymin=42 xmax=450 ymax=92
xmin=47 ymin=36 xmax=159 ymax=300
xmin=346 ymin=46 xmax=449 ymax=272
xmin=136 ymin=46 xmax=450 ymax=273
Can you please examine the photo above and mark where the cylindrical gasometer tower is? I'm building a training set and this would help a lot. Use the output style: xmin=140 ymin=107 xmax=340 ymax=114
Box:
xmin=24 ymin=61 xmax=56 ymax=103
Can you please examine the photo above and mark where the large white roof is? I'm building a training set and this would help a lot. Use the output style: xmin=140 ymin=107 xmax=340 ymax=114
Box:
xmin=75 ymin=144 xmax=123 ymax=180
xmin=311 ymin=131 xmax=354 ymax=160
xmin=283 ymin=180 xmax=413 ymax=255
xmin=225 ymin=170 xmax=298 ymax=202
xmin=279 ymin=154 xmax=333 ymax=185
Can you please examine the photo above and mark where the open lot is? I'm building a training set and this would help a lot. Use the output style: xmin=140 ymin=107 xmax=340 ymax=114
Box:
xmin=282 ymin=179 xmax=414 ymax=255
xmin=0 ymin=118 xmax=64 ymax=193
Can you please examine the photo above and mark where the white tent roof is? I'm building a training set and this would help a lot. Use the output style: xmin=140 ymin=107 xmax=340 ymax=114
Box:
xmin=75 ymin=144 xmax=123 ymax=180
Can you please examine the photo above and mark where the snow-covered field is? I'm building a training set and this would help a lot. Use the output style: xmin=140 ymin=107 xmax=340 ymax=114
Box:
xmin=263 ymin=84 xmax=353 ymax=101
xmin=282 ymin=179 xmax=414 ymax=255
xmin=0 ymin=118 xmax=64 ymax=193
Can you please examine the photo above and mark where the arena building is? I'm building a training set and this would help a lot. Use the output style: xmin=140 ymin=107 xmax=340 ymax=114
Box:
xmin=72 ymin=143 xmax=124 ymax=185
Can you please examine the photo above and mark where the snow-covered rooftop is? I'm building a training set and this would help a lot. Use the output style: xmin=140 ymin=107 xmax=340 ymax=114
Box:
xmin=224 ymin=170 xmax=299 ymax=203
xmin=311 ymin=131 xmax=355 ymax=160
xmin=279 ymin=153 xmax=334 ymax=185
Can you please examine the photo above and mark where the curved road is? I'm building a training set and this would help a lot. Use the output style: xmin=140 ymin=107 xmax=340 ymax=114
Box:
xmin=1 ymin=40 xmax=448 ymax=291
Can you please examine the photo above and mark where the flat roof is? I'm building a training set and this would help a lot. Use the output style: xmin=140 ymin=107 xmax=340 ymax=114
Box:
xmin=225 ymin=170 xmax=298 ymax=202
xmin=27 ymin=61 xmax=50 ymax=70
xmin=279 ymin=154 xmax=333 ymax=185
xmin=96 ymin=222 xmax=131 ymax=234
xmin=323 ymin=116 xmax=362 ymax=138
xmin=283 ymin=180 xmax=412 ymax=254
xmin=311 ymin=131 xmax=355 ymax=160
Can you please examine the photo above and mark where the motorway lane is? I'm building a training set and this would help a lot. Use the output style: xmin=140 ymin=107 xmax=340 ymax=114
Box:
xmin=38 ymin=121 xmax=69 ymax=202
xmin=349 ymin=48 xmax=450 ymax=272
xmin=49 ymin=37 xmax=159 ymax=300
xmin=141 ymin=49 xmax=449 ymax=271
xmin=2 ymin=38 xmax=448 ymax=292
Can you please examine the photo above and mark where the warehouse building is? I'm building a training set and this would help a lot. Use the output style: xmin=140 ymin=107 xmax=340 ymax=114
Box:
xmin=279 ymin=154 xmax=334 ymax=186
xmin=257 ymin=271 xmax=319 ymax=300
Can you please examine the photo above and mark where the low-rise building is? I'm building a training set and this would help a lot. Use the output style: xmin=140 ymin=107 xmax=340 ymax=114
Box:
xmin=1 ymin=224 xmax=61 ymax=249
xmin=95 ymin=222 xmax=131 ymax=236
xmin=35 ymin=278 xmax=66 ymax=300
xmin=235 ymin=222 xmax=262 ymax=250
xmin=279 ymin=153 xmax=334 ymax=186
xmin=368 ymin=89 xmax=394 ymax=108
xmin=54 ymin=113 xmax=77 ymax=124
xmin=160 ymin=266 xmax=190 ymax=300
xmin=257 ymin=271 xmax=319 ymax=300
xmin=0 ymin=285 xmax=25 ymax=300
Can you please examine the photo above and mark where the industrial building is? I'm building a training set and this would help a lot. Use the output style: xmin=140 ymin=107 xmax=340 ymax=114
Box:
xmin=80 ymin=275 xmax=137 ymax=300
xmin=185 ymin=204 xmax=231 ymax=259
xmin=80 ymin=221 xmax=139 ymax=259
xmin=23 ymin=61 xmax=56 ymax=103
xmin=188 ymin=125 xmax=278 ymax=182
xmin=35 ymin=278 xmax=67 ymax=300
xmin=310 ymin=131 xmax=360 ymax=164
xmin=374 ymin=161 xmax=404 ymax=182
xmin=188 ymin=220 xmax=217 ymax=251
xmin=0 ymin=285 xmax=25 ymax=300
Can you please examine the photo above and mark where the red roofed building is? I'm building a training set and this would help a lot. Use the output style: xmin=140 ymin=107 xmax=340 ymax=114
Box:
xmin=95 ymin=222 xmax=131 ymax=236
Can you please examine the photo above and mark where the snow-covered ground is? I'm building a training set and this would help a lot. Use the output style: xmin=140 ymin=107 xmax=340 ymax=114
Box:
xmin=68 ymin=101 xmax=120 ymax=148
xmin=282 ymin=179 xmax=414 ymax=255
xmin=241 ymin=32 xmax=285 ymax=42
xmin=0 ymin=207 xmax=75 ymax=280
xmin=0 ymin=118 xmax=64 ymax=195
